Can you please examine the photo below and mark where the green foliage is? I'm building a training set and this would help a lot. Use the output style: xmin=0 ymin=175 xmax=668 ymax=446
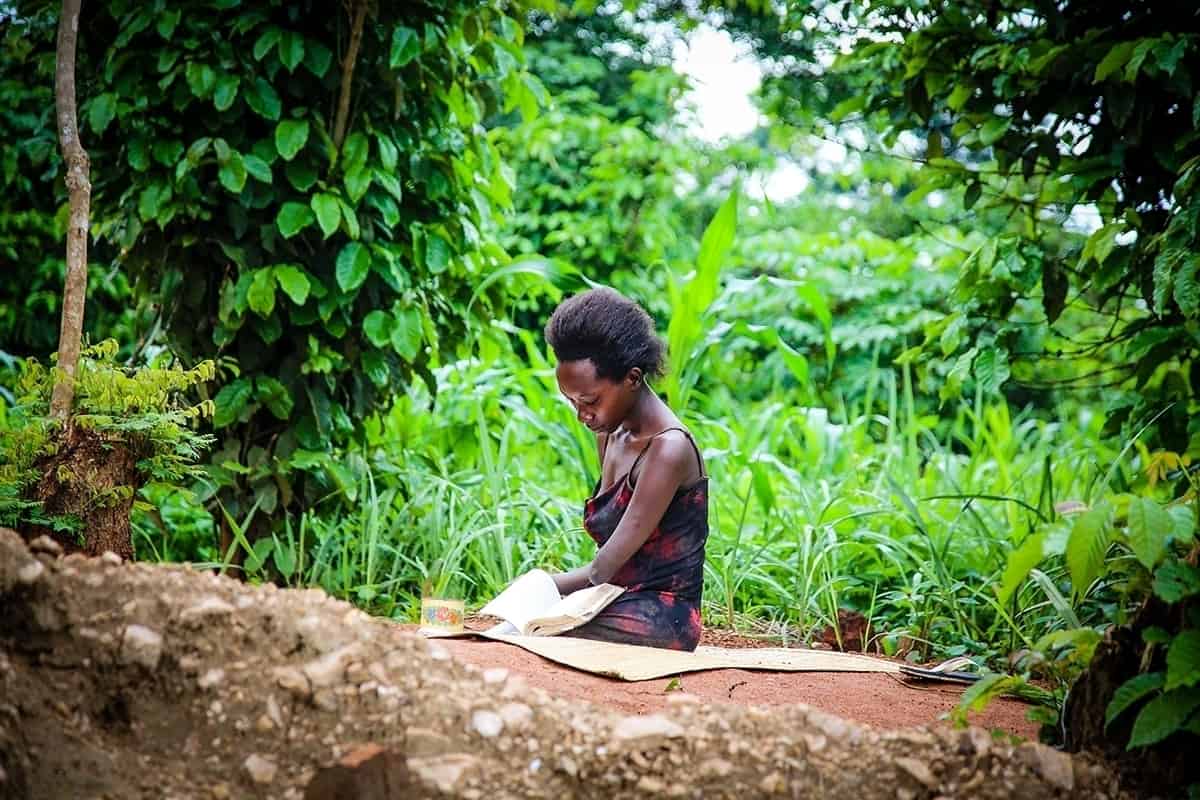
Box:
xmin=0 ymin=340 xmax=215 ymax=529
xmin=46 ymin=0 xmax=540 ymax=520
xmin=798 ymin=0 xmax=1200 ymax=453
xmin=0 ymin=12 xmax=143 ymax=378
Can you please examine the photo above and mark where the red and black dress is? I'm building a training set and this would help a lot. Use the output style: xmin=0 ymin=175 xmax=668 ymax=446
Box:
xmin=564 ymin=427 xmax=709 ymax=651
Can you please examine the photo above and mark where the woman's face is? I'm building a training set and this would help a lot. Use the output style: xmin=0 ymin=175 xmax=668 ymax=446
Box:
xmin=555 ymin=358 xmax=639 ymax=434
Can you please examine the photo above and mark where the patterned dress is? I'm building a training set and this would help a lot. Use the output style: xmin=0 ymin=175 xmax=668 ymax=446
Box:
xmin=564 ymin=428 xmax=709 ymax=651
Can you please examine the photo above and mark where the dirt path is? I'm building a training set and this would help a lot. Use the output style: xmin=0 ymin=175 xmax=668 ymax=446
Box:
xmin=0 ymin=529 xmax=1123 ymax=799
xmin=422 ymin=633 xmax=1040 ymax=739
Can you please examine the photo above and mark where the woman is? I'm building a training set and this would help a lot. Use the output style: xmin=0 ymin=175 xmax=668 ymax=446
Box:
xmin=544 ymin=287 xmax=708 ymax=651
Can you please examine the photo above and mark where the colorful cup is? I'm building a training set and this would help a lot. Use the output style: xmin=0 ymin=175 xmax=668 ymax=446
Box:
xmin=419 ymin=597 xmax=465 ymax=635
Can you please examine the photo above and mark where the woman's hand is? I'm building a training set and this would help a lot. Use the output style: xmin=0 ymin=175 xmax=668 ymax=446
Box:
xmin=552 ymin=566 xmax=591 ymax=596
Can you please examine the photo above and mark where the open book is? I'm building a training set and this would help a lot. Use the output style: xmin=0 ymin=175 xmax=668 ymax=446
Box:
xmin=479 ymin=569 xmax=624 ymax=637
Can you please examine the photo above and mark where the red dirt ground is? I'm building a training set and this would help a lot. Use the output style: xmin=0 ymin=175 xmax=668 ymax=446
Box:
xmin=401 ymin=623 xmax=1041 ymax=740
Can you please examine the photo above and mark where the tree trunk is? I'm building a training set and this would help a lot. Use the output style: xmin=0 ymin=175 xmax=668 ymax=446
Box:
xmin=50 ymin=0 xmax=90 ymax=422
xmin=333 ymin=0 xmax=367 ymax=152
xmin=21 ymin=427 xmax=142 ymax=560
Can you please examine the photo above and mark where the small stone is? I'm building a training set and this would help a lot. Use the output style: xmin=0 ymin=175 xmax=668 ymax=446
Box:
xmin=255 ymin=714 xmax=275 ymax=732
xmin=120 ymin=625 xmax=163 ymax=670
xmin=482 ymin=667 xmax=508 ymax=685
xmin=637 ymin=776 xmax=665 ymax=793
xmin=802 ymin=733 xmax=827 ymax=753
xmin=1016 ymin=743 xmax=1075 ymax=791
xmin=266 ymin=695 xmax=284 ymax=729
xmin=275 ymin=666 xmax=311 ymax=699
xmin=313 ymin=689 xmax=338 ymax=711
xmin=759 ymin=772 xmax=786 ymax=793
xmin=406 ymin=727 xmax=454 ymax=758
xmin=180 ymin=596 xmax=236 ymax=624
xmin=211 ymin=783 xmax=230 ymax=799
xmin=699 ymin=758 xmax=734 ymax=779
xmin=198 ymin=669 xmax=225 ymax=690
xmin=16 ymin=560 xmax=44 ymax=586
xmin=302 ymin=644 xmax=361 ymax=688
xmin=100 ymin=551 xmax=122 ymax=566
xmin=28 ymin=536 xmax=63 ymax=557
xmin=295 ymin=613 xmax=349 ymax=654
xmin=612 ymin=714 xmax=685 ymax=746
xmin=960 ymin=727 xmax=991 ymax=758
xmin=428 ymin=644 xmax=451 ymax=661
xmin=498 ymin=702 xmax=533 ymax=730
xmin=470 ymin=709 xmax=503 ymax=738
xmin=666 ymin=692 xmax=701 ymax=706
xmin=409 ymin=755 xmax=479 ymax=794
xmin=894 ymin=757 xmax=938 ymax=790
xmin=243 ymin=754 xmax=277 ymax=785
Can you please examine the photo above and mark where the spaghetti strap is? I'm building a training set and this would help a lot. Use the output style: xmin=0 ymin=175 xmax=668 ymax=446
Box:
xmin=629 ymin=427 xmax=706 ymax=481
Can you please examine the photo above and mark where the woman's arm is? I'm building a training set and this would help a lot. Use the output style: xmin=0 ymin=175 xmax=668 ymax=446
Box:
xmin=552 ymin=566 xmax=592 ymax=595
xmin=586 ymin=435 xmax=694 ymax=585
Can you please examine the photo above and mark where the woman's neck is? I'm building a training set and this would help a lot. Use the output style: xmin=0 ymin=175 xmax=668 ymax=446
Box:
xmin=619 ymin=385 xmax=668 ymax=437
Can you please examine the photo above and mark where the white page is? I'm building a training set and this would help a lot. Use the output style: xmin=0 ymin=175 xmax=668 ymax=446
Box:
xmin=479 ymin=569 xmax=561 ymax=631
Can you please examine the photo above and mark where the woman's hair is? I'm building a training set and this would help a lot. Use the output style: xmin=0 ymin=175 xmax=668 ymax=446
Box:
xmin=544 ymin=287 xmax=666 ymax=381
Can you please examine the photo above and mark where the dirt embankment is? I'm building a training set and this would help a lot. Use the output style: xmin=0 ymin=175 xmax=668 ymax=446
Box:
xmin=0 ymin=528 xmax=1125 ymax=799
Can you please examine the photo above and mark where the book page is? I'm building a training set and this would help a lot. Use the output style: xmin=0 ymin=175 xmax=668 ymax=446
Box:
xmin=525 ymin=583 xmax=625 ymax=636
xmin=478 ymin=569 xmax=562 ymax=631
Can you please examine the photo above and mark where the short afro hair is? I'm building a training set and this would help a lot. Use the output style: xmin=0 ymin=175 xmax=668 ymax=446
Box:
xmin=544 ymin=287 xmax=666 ymax=382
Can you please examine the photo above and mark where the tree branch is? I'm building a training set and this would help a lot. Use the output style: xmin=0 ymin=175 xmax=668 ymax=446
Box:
xmin=332 ymin=0 xmax=367 ymax=153
xmin=50 ymin=0 xmax=90 ymax=422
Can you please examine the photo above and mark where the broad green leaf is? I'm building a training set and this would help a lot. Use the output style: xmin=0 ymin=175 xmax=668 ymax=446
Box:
xmin=362 ymin=348 xmax=390 ymax=387
xmin=245 ymin=78 xmax=281 ymax=120
xmin=749 ymin=461 xmax=776 ymax=515
xmin=1166 ymin=630 xmax=1200 ymax=691
xmin=1094 ymin=41 xmax=1136 ymax=82
xmin=243 ymin=154 xmax=272 ymax=183
xmin=343 ymin=166 xmax=372 ymax=204
xmin=253 ymin=27 xmax=281 ymax=61
xmin=1106 ymin=672 xmax=1165 ymax=728
xmin=1128 ymin=686 xmax=1200 ymax=748
xmin=376 ymin=134 xmax=398 ymax=171
xmin=1126 ymin=497 xmax=1173 ymax=569
xmin=273 ymin=265 xmax=310 ymax=305
xmin=156 ymin=8 xmax=181 ymax=38
xmin=275 ymin=119 xmax=310 ymax=161
xmin=303 ymin=41 xmax=333 ymax=78
xmin=1066 ymin=502 xmax=1113 ymax=597
xmin=127 ymin=138 xmax=150 ymax=171
xmin=279 ymin=31 xmax=305 ymax=72
xmin=213 ymin=378 xmax=253 ymax=428
xmin=390 ymin=307 xmax=423 ymax=360
xmin=342 ymin=131 xmax=369 ymax=173
xmin=362 ymin=310 xmax=392 ymax=348
xmin=213 ymin=74 xmax=240 ymax=111
xmin=286 ymin=160 xmax=318 ymax=192
xmin=974 ymin=346 xmax=1010 ymax=395
xmin=777 ymin=339 xmax=809 ymax=386
xmin=255 ymin=376 xmax=293 ymax=420
xmin=272 ymin=537 xmax=296 ymax=578
xmin=1154 ymin=561 xmax=1200 ymax=603
xmin=88 ymin=93 xmax=117 ymax=134
xmin=218 ymin=152 xmax=247 ymax=193
xmin=390 ymin=26 xmax=420 ymax=67
xmin=796 ymin=283 xmax=835 ymax=365
xmin=311 ymin=193 xmax=341 ymax=238
xmin=978 ymin=117 xmax=1010 ymax=146
xmin=336 ymin=242 xmax=371 ymax=292
xmin=1168 ymin=504 xmax=1196 ymax=541
xmin=424 ymin=232 xmax=451 ymax=273
xmin=998 ymin=532 xmax=1045 ymax=605
xmin=246 ymin=269 xmax=276 ymax=317
xmin=694 ymin=184 xmax=739 ymax=307
xmin=185 ymin=62 xmax=216 ymax=97
xmin=276 ymin=202 xmax=314 ymax=238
